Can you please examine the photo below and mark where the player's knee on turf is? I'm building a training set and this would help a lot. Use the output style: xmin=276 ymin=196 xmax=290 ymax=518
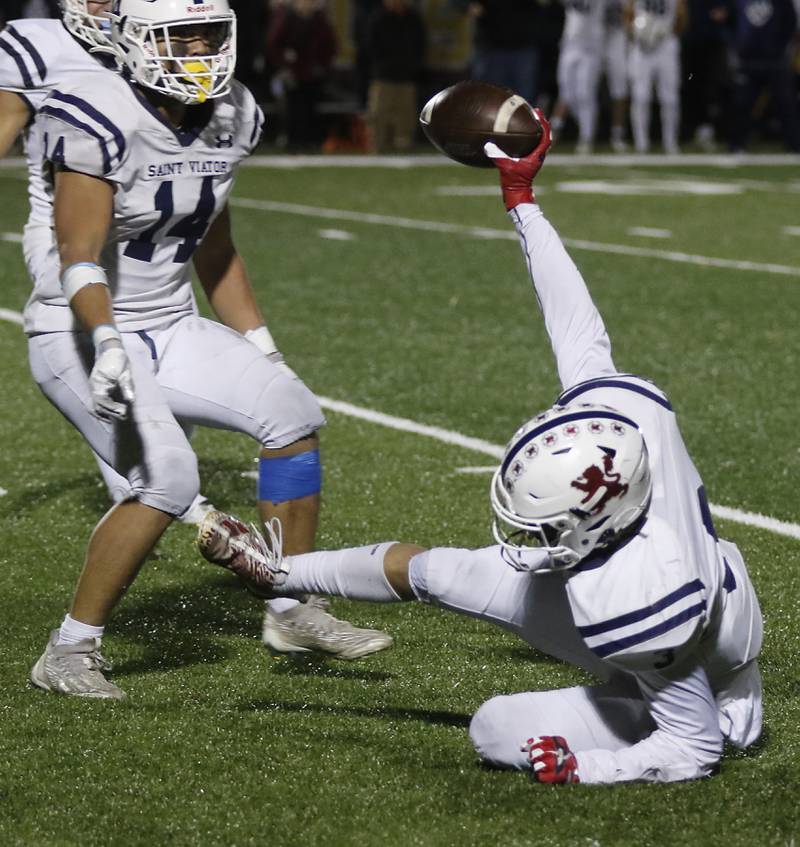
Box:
xmin=469 ymin=696 xmax=529 ymax=771
xmin=136 ymin=444 xmax=200 ymax=517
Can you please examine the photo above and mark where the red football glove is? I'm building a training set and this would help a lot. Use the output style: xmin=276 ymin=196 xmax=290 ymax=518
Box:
xmin=522 ymin=736 xmax=580 ymax=784
xmin=484 ymin=108 xmax=552 ymax=211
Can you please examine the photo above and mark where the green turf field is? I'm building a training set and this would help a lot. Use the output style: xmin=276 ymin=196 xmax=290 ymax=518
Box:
xmin=0 ymin=156 xmax=799 ymax=846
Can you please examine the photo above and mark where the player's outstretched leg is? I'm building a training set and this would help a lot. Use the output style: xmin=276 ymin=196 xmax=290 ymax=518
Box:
xmin=197 ymin=510 xmax=394 ymax=659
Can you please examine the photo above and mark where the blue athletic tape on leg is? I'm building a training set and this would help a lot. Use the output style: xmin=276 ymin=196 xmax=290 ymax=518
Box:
xmin=258 ymin=450 xmax=322 ymax=503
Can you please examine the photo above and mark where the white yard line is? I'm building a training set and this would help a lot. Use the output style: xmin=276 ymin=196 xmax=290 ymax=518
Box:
xmin=0 ymin=301 xmax=795 ymax=541
xmin=1 ymin=232 xmax=23 ymax=243
xmin=230 ymin=197 xmax=800 ymax=278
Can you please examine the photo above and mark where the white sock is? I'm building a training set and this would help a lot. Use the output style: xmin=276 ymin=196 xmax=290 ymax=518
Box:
xmin=281 ymin=543 xmax=401 ymax=602
xmin=266 ymin=597 xmax=299 ymax=614
xmin=58 ymin=614 xmax=104 ymax=646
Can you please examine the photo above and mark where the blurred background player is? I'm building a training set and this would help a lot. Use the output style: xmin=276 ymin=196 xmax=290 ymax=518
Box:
xmin=626 ymin=0 xmax=689 ymax=154
xmin=550 ymin=0 xmax=606 ymax=154
xmin=26 ymin=0 xmax=390 ymax=700
xmin=682 ymin=0 xmax=733 ymax=151
xmin=201 ymin=116 xmax=763 ymax=786
xmin=728 ymin=0 xmax=800 ymax=153
xmin=364 ymin=0 xmax=427 ymax=153
xmin=0 ymin=1 xmax=215 ymax=525
xmin=603 ymin=0 xmax=631 ymax=151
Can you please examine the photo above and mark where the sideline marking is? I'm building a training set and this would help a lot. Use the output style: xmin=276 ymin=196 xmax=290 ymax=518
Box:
xmin=2 ymin=307 xmax=798 ymax=544
xmin=230 ymin=198 xmax=800 ymax=278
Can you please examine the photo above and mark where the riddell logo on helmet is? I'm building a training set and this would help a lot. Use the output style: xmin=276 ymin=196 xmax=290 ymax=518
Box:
xmin=187 ymin=2 xmax=216 ymax=12
xmin=571 ymin=454 xmax=629 ymax=515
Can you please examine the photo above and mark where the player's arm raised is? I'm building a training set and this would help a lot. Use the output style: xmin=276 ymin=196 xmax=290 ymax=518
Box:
xmin=194 ymin=203 xmax=293 ymax=372
xmin=0 ymin=90 xmax=30 ymax=158
xmin=54 ymin=169 xmax=135 ymax=420
xmin=484 ymin=115 xmax=617 ymax=391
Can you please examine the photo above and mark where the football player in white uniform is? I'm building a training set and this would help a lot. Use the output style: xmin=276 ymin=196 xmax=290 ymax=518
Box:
xmin=199 ymin=115 xmax=763 ymax=784
xmin=27 ymin=0 xmax=391 ymax=700
xmin=625 ymin=0 xmax=688 ymax=154
xmin=0 ymin=1 xmax=215 ymax=523
xmin=550 ymin=0 xmax=606 ymax=154
xmin=603 ymin=0 xmax=630 ymax=151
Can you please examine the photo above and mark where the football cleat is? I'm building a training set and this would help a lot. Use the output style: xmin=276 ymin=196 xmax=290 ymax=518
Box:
xmin=179 ymin=494 xmax=217 ymax=527
xmin=262 ymin=596 xmax=394 ymax=660
xmin=30 ymin=630 xmax=126 ymax=700
xmin=197 ymin=511 xmax=289 ymax=595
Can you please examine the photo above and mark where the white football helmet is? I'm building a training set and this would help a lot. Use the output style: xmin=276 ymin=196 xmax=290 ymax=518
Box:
xmin=490 ymin=403 xmax=652 ymax=571
xmin=110 ymin=0 xmax=237 ymax=106
xmin=59 ymin=0 xmax=115 ymax=53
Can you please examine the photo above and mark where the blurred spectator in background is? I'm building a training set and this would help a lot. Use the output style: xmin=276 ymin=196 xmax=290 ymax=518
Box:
xmin=532 ymin=0 xmax=565 ymax=111
xmin=682 ymin=1 xmax=733 ymax=150
xmin=626 ymin=0 xmax=689 ymax=155
xmin=353 ymin=0 xmax=382 ymax=108
xmin=550 ymin=0 xmax=607 ymax=155
xmin=232 ymin=0 xmax=270 ymax=102
xmin=604 ymin=0 xmax=631 ymax=151
xmin=365 ymin=0 xmax=427 ymax=152
xmin=267 ymin=0 xmax=337 ymax=151
xmin=454 ymin=0 xmax=541 ymax=106
xmin=729 ymin=0 xmax=800 ymax=152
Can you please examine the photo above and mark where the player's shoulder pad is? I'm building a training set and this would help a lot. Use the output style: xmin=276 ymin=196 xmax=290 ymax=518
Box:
xmin=0 ymin=18 xmax=64 ymax=90
xmin=566 ymin=516 xmax=707 ymax=673
xmin=40 ymin=72 xmax=133 ymax=177
xmin=557 ymin=373 xmax=674 ymax=414
xmin=212 ymin=79 xmax=264 ymax=155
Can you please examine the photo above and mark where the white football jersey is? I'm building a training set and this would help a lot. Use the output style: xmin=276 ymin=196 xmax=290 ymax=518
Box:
xmin=0 ymin=19 xmax=114 ymax=227
xmin=25 ymin=72 xmax=264 ymax=333
xmin=561 ymin=0 xmax=607 ymax=49
xmin=508 ymin=203 xmax=762 ymax=778
xmin=630 ymin=0 xmax=679 ymax=48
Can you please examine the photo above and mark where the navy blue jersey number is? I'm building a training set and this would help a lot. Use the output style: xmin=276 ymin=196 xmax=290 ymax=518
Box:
xmin=124 ymin=176 xmax=216 ymax=263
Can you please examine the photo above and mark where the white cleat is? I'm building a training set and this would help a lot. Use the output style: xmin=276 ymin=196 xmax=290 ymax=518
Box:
xmin=30 ymin=630 xmax=126 ymax=700
xmin=262 ymin=596 xmax=393 ymax=660
xmin=197 ymin=510 xmax=289 ymax=596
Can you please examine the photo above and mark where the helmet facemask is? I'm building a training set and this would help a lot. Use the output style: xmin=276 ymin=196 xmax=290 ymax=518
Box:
xmin=60 ymin=0 xmax=115 ymax=54
xmin=490 ymin=404 xmax=653 ymax=572
xmin=112 ymin=4 xmax=237 ymax=106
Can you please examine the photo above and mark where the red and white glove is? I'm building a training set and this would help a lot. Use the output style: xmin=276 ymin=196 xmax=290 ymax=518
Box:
xmin=484 ymin=109 xmax=552 ymax=211
xmin=522 ymin=735 xmax=580 ymax=784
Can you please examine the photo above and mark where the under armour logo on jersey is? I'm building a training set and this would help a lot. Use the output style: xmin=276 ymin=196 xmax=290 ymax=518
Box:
xmin=571 ymin=453 xmax=629 ymax=514
xmin=216 ymin=133 xmax=234 ymax=148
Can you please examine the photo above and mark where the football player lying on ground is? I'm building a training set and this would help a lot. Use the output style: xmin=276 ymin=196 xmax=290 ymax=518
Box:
xmin=199 ymin=114 xmax=763 ymax=784
xmin=27 ymin=0 xmax=391 ymax=702
xmin=0 ymin=1 xmax=215 ymax=525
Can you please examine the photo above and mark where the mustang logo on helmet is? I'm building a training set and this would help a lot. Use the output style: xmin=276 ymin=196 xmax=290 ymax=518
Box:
xmin=571 ymin=453 xmax=629 ymax=515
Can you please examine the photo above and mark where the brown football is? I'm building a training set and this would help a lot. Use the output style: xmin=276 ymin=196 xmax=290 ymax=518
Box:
xmin=419 ymin=80 xmax=542 ymax=168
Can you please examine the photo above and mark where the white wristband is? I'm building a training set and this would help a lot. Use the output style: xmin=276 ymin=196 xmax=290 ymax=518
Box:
xmin=91 ymin=323 xmax=122 ymax=350
xmin=244 ymin=326 xmax=278 ymax=356
xmin=61 ymin=262 xmax=109 ymax=303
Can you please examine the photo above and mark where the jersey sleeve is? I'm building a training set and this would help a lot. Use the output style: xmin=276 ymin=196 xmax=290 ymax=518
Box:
xmin=39 ymin=87 xmax=127 ymax=177
xmin=0 ymin=21 xmax=50 ymax=110
xmin=575 ymin=662 xmax=724 ymax=783
xmin=509 ymin=203 xmax=617 ymax=391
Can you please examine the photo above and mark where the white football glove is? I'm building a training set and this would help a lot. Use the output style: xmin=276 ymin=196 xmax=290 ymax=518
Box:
xmin=90 ymin=325 xmax=135 ymax=422
xmin=244 ymin=326 xmax=298 ymax=381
